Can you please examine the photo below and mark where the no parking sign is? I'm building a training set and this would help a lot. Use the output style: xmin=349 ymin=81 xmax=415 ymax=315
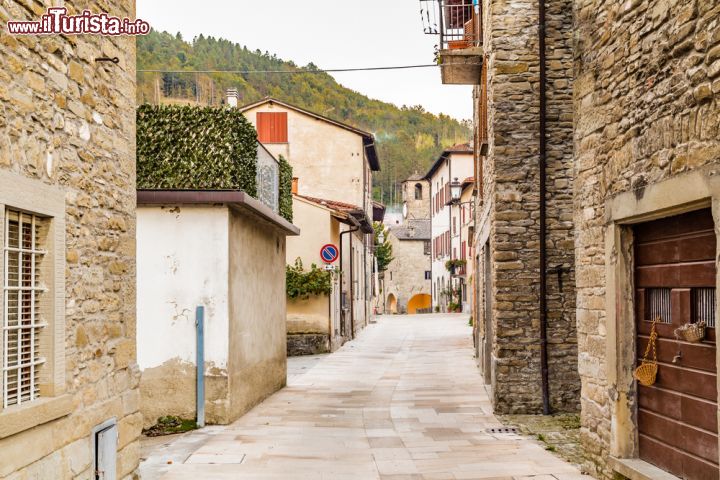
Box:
xmin=320 ymin=244 xmax=339 ymax=264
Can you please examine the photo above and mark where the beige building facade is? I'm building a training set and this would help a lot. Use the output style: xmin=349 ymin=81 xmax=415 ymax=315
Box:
xmin=286 ymin=195 xmax=370 ymax=355
xmin=239 ymin=98 xmax=379 ymax=343
xmin=0 ymin=1 xmax=141 ymax=478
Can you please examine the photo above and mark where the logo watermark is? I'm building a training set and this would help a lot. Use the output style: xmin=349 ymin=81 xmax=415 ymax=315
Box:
xmin=6 ymin=7 xmax=150 ymax=35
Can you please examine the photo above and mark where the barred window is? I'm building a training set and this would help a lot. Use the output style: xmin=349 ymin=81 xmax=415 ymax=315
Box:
xmin=693 ymin=287 xmax=716 ymax=328
xmin=3 ymin=210 xmax=48 ymax=408
xmin=646 ymin=288 xmax=672 ymax=324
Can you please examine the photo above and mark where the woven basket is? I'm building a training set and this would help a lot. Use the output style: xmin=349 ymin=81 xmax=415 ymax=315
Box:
xmin=676 ymin=322 xmax=706 ymax=343
xmin=634 ymin=362 xmax=658 ymax=386
xmin=634 ymin=316 xmax=660 ymax=386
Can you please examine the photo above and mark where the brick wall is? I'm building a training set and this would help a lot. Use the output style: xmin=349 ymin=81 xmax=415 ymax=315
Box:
xmin=0 ymin=1 xmax=139 ymax=478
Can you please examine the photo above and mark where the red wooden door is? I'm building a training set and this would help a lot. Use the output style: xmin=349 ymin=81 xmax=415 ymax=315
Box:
xmin=634 ymin=208 xmax=718 ymax=479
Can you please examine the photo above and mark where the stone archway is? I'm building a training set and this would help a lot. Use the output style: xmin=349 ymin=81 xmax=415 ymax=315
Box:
xmin=407 ymin=294 xmax=431 ymax=314
xmin=386 ymin=294 xmax=398 ymax=314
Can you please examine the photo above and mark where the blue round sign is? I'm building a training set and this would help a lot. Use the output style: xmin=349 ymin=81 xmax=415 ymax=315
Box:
xmin=320 ymin=244 xmax=339 ymax=263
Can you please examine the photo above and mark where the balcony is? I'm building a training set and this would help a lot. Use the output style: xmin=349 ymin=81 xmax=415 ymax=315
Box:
xmin=420 ymin=0 xmax=483 ymax=85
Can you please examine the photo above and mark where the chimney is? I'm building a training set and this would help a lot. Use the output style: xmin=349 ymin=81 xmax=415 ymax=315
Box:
xmin=291 ymin=177 xmax=299 ymax=195
xmin=226 ymin=88 xmax=238 ymax=108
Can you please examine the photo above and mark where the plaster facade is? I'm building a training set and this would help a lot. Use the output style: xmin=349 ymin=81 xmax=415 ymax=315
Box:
xmin=427 ymin=149 xmax=474 ymax=312
xmin=137 ymin=203 xmax=294 ymax=427
xmin=0 ymin=1 xmax=140 ymax=478
xmin=241 ymin=99 xmax=378 ymax=341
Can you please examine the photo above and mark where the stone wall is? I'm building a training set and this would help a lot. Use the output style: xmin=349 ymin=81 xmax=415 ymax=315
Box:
xmin=573 ymin=1 xmax=720 ymax=477
xmin=0 ymin=1 xmax=139 ymax=478
xmin=475 ymin=0 xmax=578 ymax=414
xmin=384 ymin=233 xmax=431 ymax=313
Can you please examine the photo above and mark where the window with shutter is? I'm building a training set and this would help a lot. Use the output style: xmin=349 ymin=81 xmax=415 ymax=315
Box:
xmin=256 ymin=112 xmax=288 ymax=143
xmin=3 ymin=210 xmax=48 ymax=408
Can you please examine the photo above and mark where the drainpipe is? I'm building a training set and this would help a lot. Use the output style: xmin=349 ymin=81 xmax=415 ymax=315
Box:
xmin=195 ymin=305 xmax=205 ymax=427
xmin=340 ymin=221 xmax=360 ymax=339
xmin=538 ymin=0 xmax=551 ymax=416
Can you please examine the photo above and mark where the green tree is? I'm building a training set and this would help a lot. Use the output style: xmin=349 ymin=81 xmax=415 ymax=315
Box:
xmin=374 ymin=223 xmax=394 ymax=272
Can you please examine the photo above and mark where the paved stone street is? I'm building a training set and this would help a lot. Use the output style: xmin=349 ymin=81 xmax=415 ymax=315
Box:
xmin=140 ymin=314 xmax=588 ymax=479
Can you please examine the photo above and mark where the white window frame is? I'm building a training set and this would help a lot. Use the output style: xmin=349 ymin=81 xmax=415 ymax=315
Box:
xmin=0 ymin=170 xmax=67 ymax=438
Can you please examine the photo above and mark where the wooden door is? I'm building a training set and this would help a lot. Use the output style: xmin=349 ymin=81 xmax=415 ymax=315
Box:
xmin=634 ymin=208 xmax=718 ymax=479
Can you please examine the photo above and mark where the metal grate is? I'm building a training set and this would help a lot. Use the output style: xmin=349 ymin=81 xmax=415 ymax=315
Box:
xmin=694 ymin=288 xmax=716 ymax=328
xmin=487 ymin=427 xmax=519 ymax=434
xmin=646 ymin=288 xmax=672 ymax=324
xmin=3 ymin=210 xmax=47 ymax=408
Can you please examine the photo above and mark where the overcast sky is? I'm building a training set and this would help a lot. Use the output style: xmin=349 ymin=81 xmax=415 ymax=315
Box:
xmin=136 ymin=0 xmax=473 ymax=120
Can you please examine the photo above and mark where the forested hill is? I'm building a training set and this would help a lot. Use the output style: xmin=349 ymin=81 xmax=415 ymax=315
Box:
xmin=136 ymin=30 xmax=471 ymax=205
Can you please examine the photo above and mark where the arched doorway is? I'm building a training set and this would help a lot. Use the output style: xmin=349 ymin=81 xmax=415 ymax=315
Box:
xmin=386 ymin=294 xmax=397 ymax=314
xmin=407 ymin=294 xmax=431 ymax=314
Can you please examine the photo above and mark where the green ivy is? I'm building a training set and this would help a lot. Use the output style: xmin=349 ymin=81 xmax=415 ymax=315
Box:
xmin=137 ymin=104 xmax=258 ymax=195
xmin=278 ymin=155 xmax=293 ymax=222
xmin=286 ymin=258 xmax=332 ymax=300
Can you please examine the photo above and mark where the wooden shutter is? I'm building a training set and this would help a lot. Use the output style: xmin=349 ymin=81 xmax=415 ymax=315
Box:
xmin=257 ymin=112 xmax=288 ymax=143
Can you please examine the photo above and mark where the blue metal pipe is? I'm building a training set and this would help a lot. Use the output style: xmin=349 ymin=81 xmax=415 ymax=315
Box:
xmin=196 ymin=305 xmax=205 ymax=427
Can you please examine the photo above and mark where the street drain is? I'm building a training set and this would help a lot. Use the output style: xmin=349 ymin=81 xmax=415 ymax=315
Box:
xmin=487 ymin=427 xmax=519 ymax=434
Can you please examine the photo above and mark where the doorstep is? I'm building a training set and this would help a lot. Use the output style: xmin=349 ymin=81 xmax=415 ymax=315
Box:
xmin=609 ymin=457 xmax=681 ymax=480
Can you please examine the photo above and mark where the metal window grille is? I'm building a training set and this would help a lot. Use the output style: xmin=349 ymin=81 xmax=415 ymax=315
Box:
xmin=693 ymin=287 xmax=716 ymax=328
xmin=646 ymin=288 xmax=672 ymax=324
xmin=3 ymin=210 xmax=47 ymax=408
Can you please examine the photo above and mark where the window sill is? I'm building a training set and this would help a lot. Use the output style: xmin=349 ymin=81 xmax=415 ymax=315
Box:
xmin=609 ymin=457 xmax=681 ymax=480
xmin=0 ymin=394 xmax=73 ymax=439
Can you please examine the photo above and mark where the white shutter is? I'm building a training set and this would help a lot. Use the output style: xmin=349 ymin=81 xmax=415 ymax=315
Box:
xmin=3 ymin=210 xmax=47 ymax=408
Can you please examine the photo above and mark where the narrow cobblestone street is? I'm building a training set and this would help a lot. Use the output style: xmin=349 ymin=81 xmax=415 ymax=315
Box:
xmin=140 ymin=314 xmax=588 ymax=479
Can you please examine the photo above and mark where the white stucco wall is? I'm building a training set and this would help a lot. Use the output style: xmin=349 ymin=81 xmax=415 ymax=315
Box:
xmin=136 ymin=205 xmax=229 ymax=371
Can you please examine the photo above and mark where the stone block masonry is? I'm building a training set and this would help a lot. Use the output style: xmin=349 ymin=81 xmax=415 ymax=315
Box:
xmin=0 ymin=1 xmax=140 ymax=478
xmin=475 ymin=0 xmax=578 ymax=415
xmin=574 ymin=0 xmax=720 ymax=478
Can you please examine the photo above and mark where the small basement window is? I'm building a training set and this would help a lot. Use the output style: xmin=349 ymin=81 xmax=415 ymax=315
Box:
xmin=693 ymin=287 xmax=716 ymax=327
xmin=646 ymin=288 xmax=671 ymax=324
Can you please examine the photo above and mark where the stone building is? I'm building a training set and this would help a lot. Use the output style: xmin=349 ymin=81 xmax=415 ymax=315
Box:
xmin=421 ymin=0 xmax=578 ymax=413
xmin=0 ymin=1 xmax=140 ymax=478
xmin=384 ymin=220 xmax=432 ymax=314
xmin=574 ymin=1 xmax=720 ymax=479
xmin=401 ymin=174 xmax=430 ymax=221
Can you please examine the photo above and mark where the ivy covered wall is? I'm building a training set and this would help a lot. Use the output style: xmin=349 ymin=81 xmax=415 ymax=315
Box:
xmin=137 ymin=105 xmax=258 ymax=195
xmin=137 ymin=104 xmax=293 ymax=222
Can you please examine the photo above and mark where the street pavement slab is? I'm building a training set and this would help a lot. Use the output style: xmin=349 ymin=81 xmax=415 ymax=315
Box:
xmin=140 ymin=314 xmax=590 ymax=480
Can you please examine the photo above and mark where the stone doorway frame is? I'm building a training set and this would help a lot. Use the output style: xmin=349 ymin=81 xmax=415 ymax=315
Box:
xmin=604 ymin=167 xmax=720 ymax=479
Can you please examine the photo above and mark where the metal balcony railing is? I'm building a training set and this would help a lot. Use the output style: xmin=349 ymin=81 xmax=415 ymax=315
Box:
xmin=420 ymin=0 xmax=482 ymax=51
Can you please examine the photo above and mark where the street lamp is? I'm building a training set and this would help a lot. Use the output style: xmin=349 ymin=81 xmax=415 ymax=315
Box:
xmin=450 ymin=177 xmax=462 ymax=203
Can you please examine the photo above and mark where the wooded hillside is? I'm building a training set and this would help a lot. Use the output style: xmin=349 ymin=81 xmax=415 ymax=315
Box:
xmin=137 ymin=30 xmax=471 ymax=205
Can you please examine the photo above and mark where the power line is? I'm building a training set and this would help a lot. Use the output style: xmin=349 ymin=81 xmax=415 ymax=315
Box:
xmin=137 ymin=64 xmax=442 ymax=74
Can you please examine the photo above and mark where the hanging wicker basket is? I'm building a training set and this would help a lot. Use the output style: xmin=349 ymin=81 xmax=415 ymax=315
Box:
xmin=634 ymin=362 xmax=658 ymax=387
xmin=675 ymin=321 xmax=706 ymax=343
xmin=634 ymin=316 xmax=660 ymax=387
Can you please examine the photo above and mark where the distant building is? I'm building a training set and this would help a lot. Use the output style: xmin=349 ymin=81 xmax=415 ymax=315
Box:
xmin=402 ymin=174 xmax=430 ymax=221
xmin=424 ymin=144 xmax=474 ymax=312
xmin=238 ymin=97 xmax=380 ymax=347
xmin=286 ymin=194 xmax=373 ymax=355
xmin=384 ymin=220 xmax=432 ymax=314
